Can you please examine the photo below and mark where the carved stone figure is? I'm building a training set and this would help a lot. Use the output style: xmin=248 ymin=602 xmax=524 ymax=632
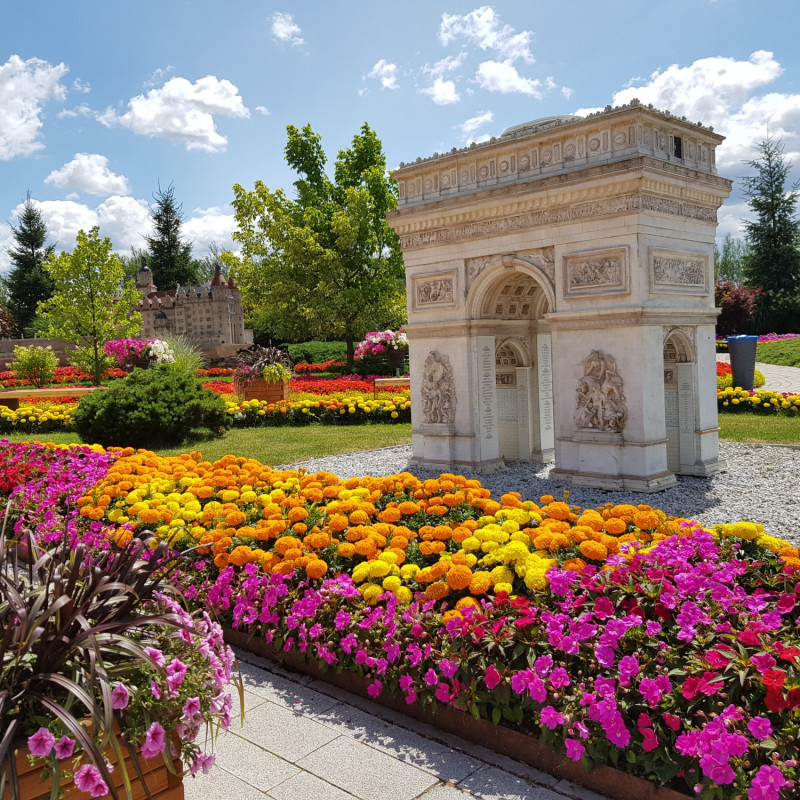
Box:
xmin=421 ymin=351 xmax=457 ymax=424
xmin=574 ymin=350 xmax=627 ymax=433
xmin=416 ymin=278 xmax=454 ymax=305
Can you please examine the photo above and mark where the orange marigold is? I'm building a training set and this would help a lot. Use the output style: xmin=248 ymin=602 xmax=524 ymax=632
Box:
xmin=632 ymin=511 xmax=660 ymax=530
xmin=446 ymin=565 xmax=473 ymax=591
xmin=305 ymin=560 xmax=328 ymax=579
xmin=327 ymin=514 xmax=349 ymax=532
xmin=292 ymin=522 xmax=308 ymax=535
xmin=562 ymin=557 xmax=588 ymax=573
xmin=389 ymin=535 xmax=408 ymax=549
xmin=603 ymin=517 xmax=628 ymax=535
xmin=469 ymin=572 xmax=493 ymax=595
xmin=398 ymin=501 xmax=420 ymax=516
xmin=229 ymin=546 xmax=253 ymax=567
xmin=425 ymin=581 xmax=451 ymax=601
xmin=579 ymin=540 xmax=608 ymax=561
xmin=349 ymin=509 xmax=371 ymax=525
xmin=288 ymin=507 xmax=309 ymax=523
xmin=337 ymin=542 xmax=356 ymax=558
xmin=542 ymin=501 xmax=571 ymax=521
xmin=354 ymin=539 xmax=377 ymax=558
xmin=432 ymin=525 xmax=453 ymax=541
xmin=379 ymin=507 xmax=402 ymax=523
xmin=426 ymin=505 xmax=449 ymax=517
xmin=274 ymin=535 xmax=303 ymax=555
xmin=610 ymin=504 xmax=637 ymax=522
xmin=451 ymin=526 xmax=472 ymax=543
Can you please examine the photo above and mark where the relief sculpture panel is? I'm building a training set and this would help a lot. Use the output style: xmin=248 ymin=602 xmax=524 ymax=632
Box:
xmin=421 ymin=351 xmax=457 ymax=424
xmin=650 ymin=249 xmax=708 ymax=294
xmin=564 ymin=248 xmax=628 ymax=296
xmin=574 ymin=350 xmax=627 ymax=433
xmin=413 ymin=272 xmax=456 ymax=309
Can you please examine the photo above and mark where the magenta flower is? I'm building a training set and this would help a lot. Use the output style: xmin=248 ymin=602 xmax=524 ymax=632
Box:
xmin=439 ymin=659 xmax=458 ymax=679
xmin=144 ymin=646 xmax=166 ymax=667
xmin=748 ymin=717 xmax=773 ymax=740
xmin=111 ymin=682 xmax=130 ymax=710
xmin=27 ymin=727 xmax=55 ymax=758
xmin=435 ymin=682 xmax=451 ymax=703
xmin=424 ymin=668 xmax=439 ymax=686
xmin=73 ymin=764 xmax=109 ymax=797
xmin=540 ymin=705 xmax=565 ymax=730
xmin=140 ymin=721 xmax=166 ymax=759
xmin=564 ymin=738 xmax=585 ymax=761
xmin=483 ymin=664 xmax=502 ymax=690
xmin=641 ymin=728 xmax=659 ymax=752
xmin=549 ymin=667 xmax=570 ymax=689
xmin=367 ymin=679 xmax=382 ymax=698
xmin=749 ymin=764 xmax=788 ymax=800
xmin=54 ymin=735 xmax=75 ymax=760
xmin=183 ymin=696 xmax=202 ymax=719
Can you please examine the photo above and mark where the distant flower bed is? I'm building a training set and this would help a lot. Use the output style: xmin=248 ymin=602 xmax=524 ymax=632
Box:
xmin=223 ymin=395 xmax=410 ymax=426
xmin=0 ymin=366 xmax=128 ymax=389
xmin=294 ymin=359 xmax=345 ymax=374
xmin=716 ymin=333 xmax=800 ymax=351
xmin=0 ymin=401 xmax=77 ymax=433
xmin=2 ymin=441 xmax=799 ymax=798
xmin=291 ymin=376 xmax=405 ymax=395
xmin=716 ymin=361 xmax=766 ymax=389
xmin=197 ymin=368 xmax=236 ymax=378
xmin=718 ymin=387 xmax=800 ymax=414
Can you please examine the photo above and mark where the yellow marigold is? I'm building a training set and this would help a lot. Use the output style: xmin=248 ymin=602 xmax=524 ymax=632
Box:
xmin=524 ymin=570 xmax=548 ymax=591
xmin=362 ymin=584 xmax=383 ymax=605
xmin=396 ymin=586 xmax=413 ymax=605
xmin=603 ymin=517 xmax=628 ymax=535
xmin=493 ymin=582 xmax=513 ymax=594
xmin=579 ymin=540 xmax=608 ymax=561
xmin=382 ymin=575 xmax=402 ymax=592
xmin=446 ymin=564 xmax=473 ymax=591
xmin=425 ymin=581 xmax=451 ymax=601
xmin=368 ymin=561 xmax=391 ymax=578
xmin=400 ymin=563 xmax=420 ymax=581
xmin=490 ymin=565 xmax=515 ymax=586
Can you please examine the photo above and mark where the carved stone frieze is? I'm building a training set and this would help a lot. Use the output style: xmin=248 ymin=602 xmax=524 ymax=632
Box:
xmin=564 ymin=248 xmax=628 ymax=296
xmin=650 ymin=249 xmax=708 ymax=294
xmin=414 ymin=274 xmax=455 ymax=308
xmin=517 ymin=247 xmax=556 ymax=285
xmin=574 ymin=350 xmax=627 ymax=433
xmin=421 ymin=351 xmax=457 ymax=424
xmin=398 ymin=193 xmax=717 ymax=249
xmin=465 ymin=256 xmax=495 ymax=293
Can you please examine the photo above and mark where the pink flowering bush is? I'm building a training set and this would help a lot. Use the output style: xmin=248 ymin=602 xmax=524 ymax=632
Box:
xmin=354 ymin=329 xmax=408 ymax=359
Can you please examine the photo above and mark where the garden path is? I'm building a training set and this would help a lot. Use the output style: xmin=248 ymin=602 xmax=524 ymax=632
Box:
xmin=717 ymin=353 xmax=800 ymax=394
xmin=184 ymin=649 xmax=610 ymax=800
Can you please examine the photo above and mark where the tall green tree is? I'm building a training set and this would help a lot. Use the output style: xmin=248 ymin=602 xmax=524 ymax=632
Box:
xmin=145 ymin=183 xmax=197 ymax=289
xmin=39 ymin=227 xmax=142 ymax=385
xmin=3 ymin=194 xmax=55 ymax=335
xmin=741 ymin=136 xmax=800 ymax=294
xmin=714 ymin=234 xmax=750 ymax=285
xmin=225 ymin=123 xmax=406 ymax=367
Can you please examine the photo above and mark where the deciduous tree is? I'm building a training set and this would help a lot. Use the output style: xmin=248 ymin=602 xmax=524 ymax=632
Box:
xmin=39 ymin=227 xmax=142 ymax=385
xmin=3 ymin=194 xmax=54 ymax=335
xmin=225 ymin=123 xmax=406 ymax=367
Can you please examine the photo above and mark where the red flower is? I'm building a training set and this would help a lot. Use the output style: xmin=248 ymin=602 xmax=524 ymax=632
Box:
xmin=762 ymin=670 xmax=786 ymax=691
xmin=663 ymin=713 xmax=681 ymax=731
xmin=737 ymin=629 xmax=761 ymax=647
xmin=484 ymin=665 xmax=502 ymax=690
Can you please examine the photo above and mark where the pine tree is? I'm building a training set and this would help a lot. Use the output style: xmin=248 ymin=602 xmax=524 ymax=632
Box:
xmin=144 ymin=183 xmax=197 ymax=289
xmin=3 ymin=194 xmax=55 ymax=335
xmin=741 ymin=136 xmax=800 ymax=294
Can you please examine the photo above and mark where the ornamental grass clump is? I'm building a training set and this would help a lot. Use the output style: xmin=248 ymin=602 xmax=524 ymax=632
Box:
xmin=0 ymin=521 xmax=238 ymax=799
xmin=233 ymin=344 xmax=293 ymax=396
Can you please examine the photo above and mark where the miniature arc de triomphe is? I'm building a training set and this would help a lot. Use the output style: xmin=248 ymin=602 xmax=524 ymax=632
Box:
xmin=386 ymin=100 xmax=732 ymax=492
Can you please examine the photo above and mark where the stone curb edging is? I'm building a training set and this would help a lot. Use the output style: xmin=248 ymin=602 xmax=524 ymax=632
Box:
xmin=223 ymin=628 xmax=689 ymax=800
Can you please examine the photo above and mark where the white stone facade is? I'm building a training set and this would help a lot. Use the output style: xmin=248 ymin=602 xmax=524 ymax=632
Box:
xmin=387 ymin=101 xmax=732 ymax=491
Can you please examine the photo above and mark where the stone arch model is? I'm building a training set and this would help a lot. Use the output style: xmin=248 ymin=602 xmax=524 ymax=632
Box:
xmin=388 ymin=101 xmax=731 ymax=491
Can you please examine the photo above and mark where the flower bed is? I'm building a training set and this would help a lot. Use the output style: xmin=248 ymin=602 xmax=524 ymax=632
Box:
xmin=716 ymin=361 xmax=766 ymax=390
xmin=718 ymin=387 xmax=800 ymax=415
xmin=0 ymin=366 xmax=128 ymax=389
xmin=294 ymin=359 xmax=346 ymax=375
xmin=223 ymin=395 xmax=410 ymax=426
xmin=3 ymin=441 xmax=800 ymax=798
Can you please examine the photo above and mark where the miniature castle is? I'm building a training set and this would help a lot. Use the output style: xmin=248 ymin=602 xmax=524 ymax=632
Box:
xmin=135 ymin=258 xmax=253 ymax=350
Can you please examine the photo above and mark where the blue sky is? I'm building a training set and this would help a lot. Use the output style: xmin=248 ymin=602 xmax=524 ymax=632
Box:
xmin=1 ymin=0 xmax=799 ymax=273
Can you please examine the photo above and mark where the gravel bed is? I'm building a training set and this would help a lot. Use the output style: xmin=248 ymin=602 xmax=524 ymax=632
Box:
xmin=282 ymin=441 xmax=800 ymax=546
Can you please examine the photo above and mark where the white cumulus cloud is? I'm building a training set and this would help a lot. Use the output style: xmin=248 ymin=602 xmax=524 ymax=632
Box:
xmin=573 ymin=51 xmax=800 ymax=171
xmin=439 ymin=7 xmax=534 ymax=64
xmin=456 ymin=110 xmax=494 ymax=144
xmin=368 ymin=60 xmax=399 ymax=90
xmin=475 ymin=61 xmax=544 ymax=97
xmin=99 ymin=75 xmax=250 ymax=153
xmin=255 ymin=105 xmax=270 ymax=116
xmin=45 ymin=153 xmax=131 ymax=197
xmin=0 ymin=55 xmax=68 ymax=160
xmin=420 ymin=78 xmax=460 ymax=105
xmin=183 ymin=208 xmax=238 ymax=254
xmin=271 ymin=12 xmax=303 ymax=46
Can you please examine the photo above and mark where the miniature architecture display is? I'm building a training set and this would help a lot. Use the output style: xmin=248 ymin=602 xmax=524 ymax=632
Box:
xmin=135 ymin=258 xmax=253 ymax=354
xmin=387 ymin=101 xmax=732 ymax=491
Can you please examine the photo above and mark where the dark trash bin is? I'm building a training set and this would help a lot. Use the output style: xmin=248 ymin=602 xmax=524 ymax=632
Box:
xmin=727 ymin=335 xmax=758 ymax=392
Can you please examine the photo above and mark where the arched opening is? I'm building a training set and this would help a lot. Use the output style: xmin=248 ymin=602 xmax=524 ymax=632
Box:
xmin=662 ymin=331 xmax=696 ymax=474
xmin=468 ymin=264 xmax=554 ymax=463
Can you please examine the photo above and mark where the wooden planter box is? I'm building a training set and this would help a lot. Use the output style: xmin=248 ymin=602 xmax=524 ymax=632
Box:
xmin=224 ymin=628 xmax=689 ymax=800
xmin=241 ymin=378 xmax=290 ymax=403
xmin=5 ymin=738 xmax=183 ymax=800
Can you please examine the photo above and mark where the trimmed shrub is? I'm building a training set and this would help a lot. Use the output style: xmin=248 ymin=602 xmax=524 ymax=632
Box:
xmin=10 ymin=345 xmax=58 ymax=387
xmin=287 ymin=341 xmax=347 ymax=364
xmin=72 ymin=365 xmax=228 ymax=448
xmin=715 ymin=280 xmax=761 ymax=337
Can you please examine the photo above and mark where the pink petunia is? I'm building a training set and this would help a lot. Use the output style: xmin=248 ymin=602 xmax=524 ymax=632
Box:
xmin=54 ymin=736 xmax=75 ymax=760
xmin=73 ymin=764 xmax=109 ymax=797
xmin=140 ymin=722 xmax=166 ymax=759
xmin=27 ymin=728 xmax=55 ymax=758
xmin=111 ymin=683 xmax=130 ymax=710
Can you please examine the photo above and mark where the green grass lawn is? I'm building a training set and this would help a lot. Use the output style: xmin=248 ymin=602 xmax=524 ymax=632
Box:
xmin=756 ymin=336 xmax=800 ymax=367
xmin=718 ymin=412 xmax=800 ymax=444
xmin=0 ymin=424 xmax=412 ymax=465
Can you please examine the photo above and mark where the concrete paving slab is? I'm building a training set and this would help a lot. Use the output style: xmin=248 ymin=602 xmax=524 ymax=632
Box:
xmin=416 ymin=785 xmax=485 ymax=799
xmin=267 ymin=769 xmax=358 ymax=800
xmin=184 ymin=764 xmax=268 ymax=800
xmin=297 ymin=735 xmax=440 ymax=800
xmin=458 ymin=765 xmax=570 ymax=800
xmin=211 ymin=730 xmax=300 ymax=791
xmin=233 ymin=700 xmax=340 ymax=761
xmin=239 ymin=659 xmax=340 ymax=715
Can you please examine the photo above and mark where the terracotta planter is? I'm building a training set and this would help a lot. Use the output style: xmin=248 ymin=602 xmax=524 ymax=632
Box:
xmin=241 ymin=378 xmax=290 ymax=403
xmin=5 ymin=737 xmax=183 ymax=800
xmin=224 ymin=628 xmax=689 ymax=800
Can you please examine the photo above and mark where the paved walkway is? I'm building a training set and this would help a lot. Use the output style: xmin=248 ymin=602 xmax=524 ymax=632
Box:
xmin=717 ymin=353 xmax=800 ymax=394
xmin=185 ymin=649 xmax=608 ymax=800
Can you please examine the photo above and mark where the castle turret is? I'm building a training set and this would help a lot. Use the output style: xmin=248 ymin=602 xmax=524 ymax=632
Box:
xmin=136 ymin=256 xmax=157 ymax=292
